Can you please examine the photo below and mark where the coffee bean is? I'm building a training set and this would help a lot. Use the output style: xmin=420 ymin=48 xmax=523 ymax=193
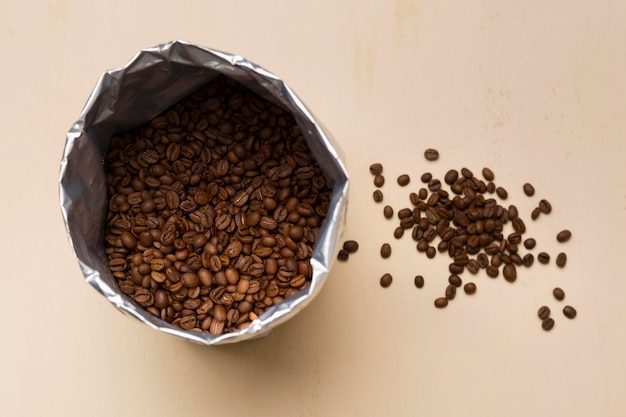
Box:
xmin=397 ymin=174 xmax=411 ymax=186
xmin=531 ymin=207 xmax=541 ymax=220
xmin=523 ymin=183 xmax=535 ymax=196
xmin=523 ymin=238 xmax=536 ymax=250
xmin=373 ymin=190 xmax=383 ymax=202
xmin=538 ymin=252 xmax=550 ymax=264
xmin=538 ymin=306 xmax=551 ymax=320
xmin=343 ymin=240 xmax=359 ymax=253
xmin=563 ymin=305 xmax=577 ymax=319
xmin=512 ymin=217 xmax=526 ymax=233
xmin=553 ymin=287 xmax=565 ymax=301
xmin=460 ymin=167 xmax=473 ymax=179
xmin=508 ymin=205 xmax=518 ymax=220
xmin=424 ymin=148 xmax=439 ymax=161
xmin=542 ymin=317 xmax=555 ymax=331
xmin=434 ymin=297 xmax=448 ymax=308
xmin=418 ymin=188 xmax=428 ymax=200
xmin=496 ymin=186 xmax=508 ymax=200
xmin=556 ymin=229 xmax=572 ymax=243
xmin=426 ymin=246 xmax=436 ymax=258
xmin=539 ymin=199 xmax=552 ymax=214
xmin=463 ymin=282 xmax=476 ymax=294
xmin=428 ymin=179 xmax=441 ymax=191
xmin=420 ymin=172 xmax=432 ymax=183
xmin=522 ymin=254 xmax=534 ymax=267
xmin=398 ymin=208 xmax=413 ymax=219
xmin=393 ymin=227 xmax=404 ymax=239
xmin=414 ymin=275 xmax=425 ymax=288
xmin=380 ymin=273 xmax=393 ymax=288
xmin=503 ymin=263 xmax=517 ymax=282
xmin=482 ymin=167 xmax=495 ymax=181
xmin=486 ymin=265 xmax=499 ymax=278
xmin=380 ymin=243 xmax=392 ymax=259
xmin=374 ymin=174 xmax=385 ymax=187
xmin=369 ymin=163 xmax=383 ymax=175
xmin=383 ymin=205 xmax=394 ymax=219
xmin=448 ymin=274 xmax=462 ymax=287
xmin=444 ymin=169 xmax=458 ymax=185
xmin=556 ymin=252 xmax=567 ymax=268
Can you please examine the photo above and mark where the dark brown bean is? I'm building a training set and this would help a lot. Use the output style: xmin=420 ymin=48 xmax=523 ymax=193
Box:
xmin=523 ymin=254 xmax=534 ymax=267
xmin=337 ymin=249 xmax=349 ymax=261
xmin=531 ymin=207 xmax=541 ymax=220
xmin=503 ymin=263 xmax=517 ymax=282
xmin=380 ymin=273 xmax=393 ymax=288
xmin=542 ymin=318 xmax=555 ymax=331
xmin=393 ymin=227 xmax=404 ymax=239
xmin=538 ymin=306 xmax=551 ymax=320
xmin=373 ymin=189 xmax=383 ymax=202
xmin=380 ymin=243 xmax=391 ymax=259
xmin=460 ymin=167 xmax=473 ymax=179
xmin=448 ymin=274 xmax=462 ymax=287
xmin=538 ymin=252 xmax=550 ymax=264
xmin=369 ymin=163 xmax=383 ymax=175
xmin=496 ymin=187 xmax=508 ymax=200
xmin=553 ymin=287 xmax=565 ymax=301
xmin=539 ymin=199 xmax=552 ymax=214
xmin=445 ymin=284 xmax=456 ymax=300
xmin=563 ymin=305 xmax=577 ymax=319
xmin=523 ymin=238 xmax=536 ymax=250
xmin=444 ymin=170 xmax=458 ymax=185
xmin=556 ymin=252 xmax=567 ymax=268
xmin=463 ymin=282 xmax=476 ymax=295
xmin=424 ymin=148 xmax=439 ymax=161
xmin=434 ymin=297 xmax=448 ymax=308
xmin=343 ymin=240 xmax=359 ymax=253
xmin=486 ymin=265 xmax=499 ymax=278
xmin=374 ymin=174 xmax=385 ymax=187
xmin=397 ymin=174 xmax=411 ymax=186
xmin=414 ymin=275 xmax=425 ymax=288
xmin=383 ymin=205 xmax=394 ymax=219
xmin=482 ymin=167 xmax=495 ymax=181
xmin=556 ymin=229 xmax=572 ymax=243
xmin=420 ymin=172 xmax=432 ymax=183
xmin=523 ymin=183 xmax=535 ymax=197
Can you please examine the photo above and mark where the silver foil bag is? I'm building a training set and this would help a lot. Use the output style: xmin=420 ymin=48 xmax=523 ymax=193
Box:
xmin=59 ymin=40 xmax=349 ymax=345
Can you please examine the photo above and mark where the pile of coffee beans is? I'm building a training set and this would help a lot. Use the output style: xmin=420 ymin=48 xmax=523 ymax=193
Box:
xmin=104 ymin=75 xmax=333 ymax=335
xmin=339 ymin=148 xmax=577 ymax=332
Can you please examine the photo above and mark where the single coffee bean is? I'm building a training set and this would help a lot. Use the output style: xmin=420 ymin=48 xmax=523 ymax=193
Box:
xmin=523 ymin=253 xmax=534 ymax=267
xmin=373 ymin=189 xmax=383 ymax=202
xmin=523 ymin=238 xmax=536 ymax=250
xmin=553 ymin=287 xmax=565 ymax=301
xmin=424 ymin=148 xmax=439 ymax=161
xmin=531 ymin=207 xmax=541 ymax=220
xmin=380 ymin=243 xmax=392 ymax=259
xmin=539 ymin=199 xmax=552 ymax=214
xmin=467 ymin=259 xmax=480 ymax=274
xmin=556 ymin=252 xmax=567 ymax=268
xmin=343 ymin=240 xmax=359 ymax=253
xmin=563 ymin=305 xmax=577 ymax=319
xmin=414 ymin=275 xmax=425 ymax=288
xmin=538 ymin=306 xmax=551 ymax=320
xmin=337 ymin=249 xmax=349 ymax=261
xmin=448 ymin=274 xmax=462 ymax=287
xmin=374 ymin=174 xmax=385 ymax=188
xmin=369 ymin=163 xmax=383 ymax=175
xmin=383 ymin=205 xmax=394 ymax=219
xmin=486 ymin=265 xmax=499 ymax=278
xmin=434 ymin=297 xmax=448 ymax=308
xmin=496 ymin=187 xmax=508 ymax=200
xmin=393 ymin=227 xmax=404 ymax=239
xmin=538 ymin=252 xmax=550 ymax=264
xmin=426 ymin=246 xmax=436 ymax=259
xmin=482 ymin=167 xmax=495 ymax=181
xmin=486 ymin=182 xmax=496 ymax=193
xmin=420 ymin=172 xmax=432 ymax=183
xmin=444 ymin=169 xmax=458 ymax=185
xmin=398 ymin=208 xmax=413 ymax=219
xmin=380 ymin=273 xmax=393 ymax=288
xmin=463 ymin=282 xmax=476 ymax=295
xmin=397 ymin=174 xmax=410 ymax=186
xmin=523 ymin=182 xmax=535 ymax=196
xmin=428 ymin=179 xmax=441 ymax=192
xmin=445 ymin=284 xmax=457 ymax=300
xmin=556 ymin=229 xmax=572 ymax=243
xmin=542 ymin=317 xmax=555 ymax=331
xmin=503 ymin=263 xmax=517 ymax=282
xmin=460 ymin=167 xmax=473 ymax=179
xmin=512 ymin=217 xmax=526 ymax=233
xmin=508 ymin=205 xmax=518 ymax=220
xmin=418 ymin=188 xmax=428 ymax=200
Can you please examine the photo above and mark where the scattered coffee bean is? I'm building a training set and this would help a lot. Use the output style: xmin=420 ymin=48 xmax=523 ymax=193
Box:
xmin=556 ymin=229 xmax=572 ymax=243
xmin=538 ymin=252 xmax=550 ymax=264
xmin=373 ymin=190 xmax=383 ymax=202
xmin=556 ymin=252 xmax=567 ymax=268
xmin=380 ymin=243 xmax=392 ymax=259
xmin=369 ymin=163 xmax=383 ymax=175
xmin=424 ymin=148 xmax=439 ymax=161
xmin=445 ymin=284 xmax=457 ymax=300
xmin=523 ymin=238 xmax=536 ymax=250
xmin=397 ymin=174 xmax=411 ymax=186
xmin=374 ymin=174 xmax=385 ymax=187
xmin=531 ymin=207 xmax=541 ymax=220
xmin=343 ymin=240 xmax=359 ymax=254
xmin=481 ymin=167 xmax=495 ymax=181
xmin=380 ymin=273 xmax=393 ymax=288
xmin=426 ymin=246 xmax=436 ymax=258
xmin=463 ymin=282 xmax=477 ymax=295
xmin=428 ymin=179 xmax=441 ymax=191
xmin=522 ymin=254 xmax=534 ymax=267
xmin=444 ymin=169 xmax=459 ymax=185
xmin=383 ymin=205 xmax=394 ymax=219
xmin=418 ymin=188 xmax=428 ymax=200
xmin=523 ymin=183 xmax=535 ymax=196
xmin=538 ymin=306 xmax=550 ymax=320
xmin=337 ymin=249 xmax=349 ymax=261
xmin=460 ymin=167 xmax=473 ymax=179
xmin=414 ymin=275 xmax=425 ymax=288
xmin=553 ymin=287 xmax=565 ymax=301
xmin=503 ymin=263 xmax=517 ymax=282
xmin=434 ymin=297 xmax=448 ymax=308
xmin=393 ymin=227 xmax=404 ymax=239
xmin=486 ymin=265 xmax=499 ymax=278
xmin=508 ymin=205 xmax=519 ymax=219
xmin=539 ymin=199 xmax=552 ymax=214
xmin=420 ymin=172 xmax=432 ymax=183
xmin=496 ymin=186 xmax=508 ymax=200
xmin=563 ymin=305 xmax=577 ymax=319
xmin=542 ymin=317 xmax=555 ymax=331
xmin=448 ymin=274 xmax=462 ymax=287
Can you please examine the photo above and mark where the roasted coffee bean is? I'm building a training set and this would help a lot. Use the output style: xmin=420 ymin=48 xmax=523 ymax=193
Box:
xmin=420 ymin=172 xmax=432 ymax=183
xmin=434 ymin=297 xmax=448 ymax=308
xmin=553 ymin=287 xmax=565 ymax=301
xmin=369 ymin=163 xmax=383 ymax=175
xmin=374 ymin=174 xmax=385 ymax=187
xmin=538 ymin=306 xmax=551 ymax=320
xmin=563 ymin=305 xmax=577 ymax=319
xmin=556 ymin=252 xmax=567 ymax=268
xmin=380 ymin=243 xmax=392 ymax=259
xmin=556 ymin=229 xmax=572 ymax=243
xmin=380 ymin=273 xmax=393 ymax=288
xmin=466 ymin=259 xmax=479 ymax=274
xmin=460 ymin=167 xmax=473 ymax=179
xmin=523 ymin=238 xmax=536 ymax=250
xmin=414 ymin=275 xmax=425 ymax=288
xmin=428 ymin=179 xmax=441 ymax=191
xmin=426 ymin=246 xmax=436 ymax=258
xmin=503 ymin=264 xmax=517 ymax=282
xmin=486 ymin=265 xmax=499 ymax=278
xmin=482 ymin=167 xmax=495 ymax=181
xmin=397 ymin=174 xmax=411 ymax=186
xmin=531 ymin=207 xmax=541 ymax=220
xmin=418 ymin=188 xmax=428 ymax=200
xmin=512 ymin=217 xmax=526 ymax=233
xmin=398 ymin=208 xmax=413 ymax=219
xmin=495 ymin=186 xmax=508 ymax=200
xmin=463 ymin=282 xmax=476 ymax=295
xmin=445 ymin=284 xmax=456 ymax=300
xmin=444 ymin=170 xmax=459 ymax=185
xmin=523 ymin=253 xmax=534 ymax=267
xmin=373 ymin=190 xmax=383 ymax=202
xmin=448 ymin=274 xmax=462 ymax=287
xmin=393 ymin=227 xmax=404 ymax=239
xmin=383 ymin=205 xmax=394 ymax=219
xmin=337 ymin=249 xmax=349 ymax=261
xmin=542 ymin=317 xmax=555 ymax=331
xmin=508 ymin=205 xmax=518 ymax=219
xmin=424 ymin=148 xmax=439 ymax=161
xmin=523 ymin=183 xmax=535 ymax=196
xmin=539 ymin=199 xmax=552 ymax=214
xmin=343 ymin=240 xmax=359 ymax=253
xmin=538 ymin=252 xmax=550 ymax=264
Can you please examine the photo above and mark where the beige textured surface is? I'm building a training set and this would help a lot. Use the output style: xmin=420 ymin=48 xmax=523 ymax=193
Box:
xmin=2 ymin=1 xmax=625 ymax=416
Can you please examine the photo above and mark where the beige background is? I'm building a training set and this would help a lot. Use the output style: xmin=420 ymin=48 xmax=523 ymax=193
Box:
xmin=2 ymin=0 xmax=626 ymax=416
